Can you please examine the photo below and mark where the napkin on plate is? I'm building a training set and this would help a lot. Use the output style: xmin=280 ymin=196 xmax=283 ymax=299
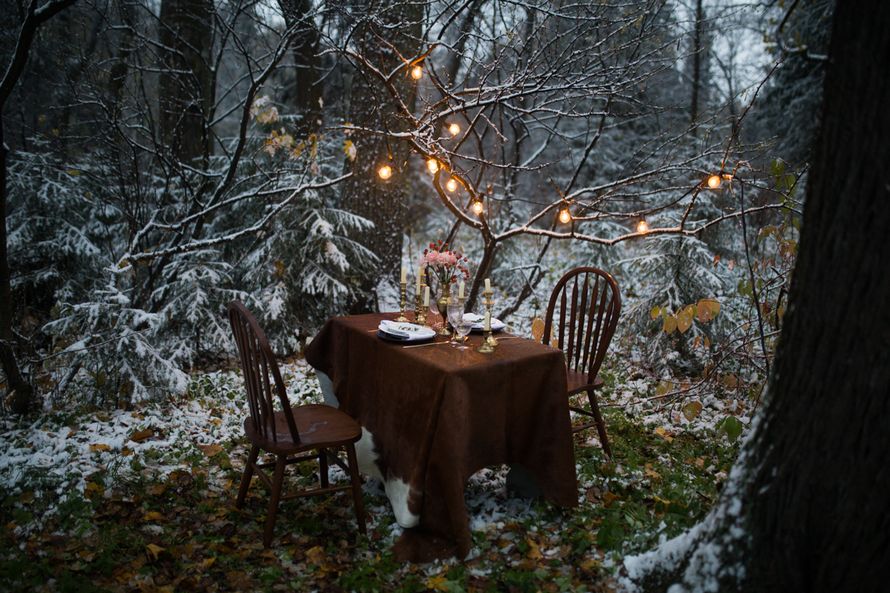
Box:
xmin=378 ymin=320 xmax=412 ymax=338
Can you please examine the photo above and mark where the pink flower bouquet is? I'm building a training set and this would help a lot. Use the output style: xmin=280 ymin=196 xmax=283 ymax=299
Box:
xmin=421 ymin=240 xmax=470 ymax=290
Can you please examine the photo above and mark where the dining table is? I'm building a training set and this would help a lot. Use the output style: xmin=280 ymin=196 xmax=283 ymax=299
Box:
xmin=304 ymin=312 xmax=578 ymax=562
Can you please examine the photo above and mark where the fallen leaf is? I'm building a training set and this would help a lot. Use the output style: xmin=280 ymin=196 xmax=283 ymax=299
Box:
xmin=146 ymin=543 xmax=164 ymax=561
xmin=129 ymin=428 xmax=154 ymax=443
xmin=526 ymin=537 xmax=543 ymax=560
xmin=143 ymin=511 xmax=165 ymax=522
xmin=89 ymin=443 xmax=111 ymax=453
xmin=198 ymin=444 xmax=223 ymax=457
xmin=305 ymin=545 xmax=325 ymax=566
xmin=654 ymin=426 xmax=673 ymax=442
xmin=425 ymin=575 xmax=450 ymax=591
xmin=682 ymin=400 xmax=703 ymax=421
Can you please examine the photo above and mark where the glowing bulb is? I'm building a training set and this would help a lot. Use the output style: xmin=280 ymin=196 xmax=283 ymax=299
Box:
xmin=410 ymin=65 xmax=423 ymax=80
xmin=558 ymin=207 xmax=572 ymax=224
xmin=471 ymin=200 xmax=484 ymax=215
xmin=448 ymin=123 xmax=461 ymax=137
xmin=377 ymin=164 xmax=393 ymax=180
xmin=707 ymin=174 xmax=722 ymax=189
xmin=426 ymin=158 xmax=439 ymax=174
xmin=636 ymin=219 xmax=650 ymax=233
xmin=445 ymin=177 xmax=459 ymax=192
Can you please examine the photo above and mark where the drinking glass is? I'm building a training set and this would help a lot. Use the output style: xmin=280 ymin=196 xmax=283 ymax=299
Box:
xmin=447 ymin=302 xmax=473 ymax=349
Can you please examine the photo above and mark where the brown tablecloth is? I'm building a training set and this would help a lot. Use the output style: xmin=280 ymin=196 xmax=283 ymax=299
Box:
xmin=304 ymin=312 xmax=577 ymax=561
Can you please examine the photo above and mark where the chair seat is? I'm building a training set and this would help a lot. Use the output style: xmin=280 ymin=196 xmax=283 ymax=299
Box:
xmin=244 ymin=404 xmax=362 ymax=454
xmin=566 ymin=368 xmax=604 ymax=395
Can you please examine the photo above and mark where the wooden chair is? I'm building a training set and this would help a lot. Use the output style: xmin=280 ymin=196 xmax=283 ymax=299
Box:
xmin=542 ymin=268 xmax=621 ymax=457
xmin=227 ymin=301 xmax=366 ymax=547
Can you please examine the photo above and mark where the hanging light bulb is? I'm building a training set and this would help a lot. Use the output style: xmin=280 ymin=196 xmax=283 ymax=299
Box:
xmin=410 ymin=64 xmax=423 ymax=80
xmin=558 ymin=207 xmax=572 ymax=224
xmin=636 ymin=219 xmax=650 ymax=233
xmin=377 ymin=164 xmax=393 ymax=180
xmin=448 ymin=122 xmax=461 ymax=137
xmin=707 ymin=174 xmax=722 ymax=189
xmin=445 ymin=177 xmax=459 ymax=192
xmin=471 ymin=199 xmax=484 ymax=215
xmin=426 ymin=158 xmax=439 ymax=174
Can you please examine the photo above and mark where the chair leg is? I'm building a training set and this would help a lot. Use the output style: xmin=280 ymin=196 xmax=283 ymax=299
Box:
xmin=586 ymin=389 xmax=612 ymax=458
xmin=263 ymin=455 xmax=287 ymax=547
xmin=345 ymin=443 xmax=366 ymax=535
xmin=236 ymin=444 xmax=260 ymax=508
xmin=319 ymin=447 xmax=329 ymax=488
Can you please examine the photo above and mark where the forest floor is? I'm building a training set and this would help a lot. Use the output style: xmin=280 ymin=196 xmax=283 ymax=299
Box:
xmin=0 ymin=358 xmax=744 ymax=593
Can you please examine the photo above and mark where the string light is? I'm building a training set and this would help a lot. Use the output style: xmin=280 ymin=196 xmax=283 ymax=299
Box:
xmin=377 ymin=164 xmax=393 ymax=180
xmin=636 ymin=219 xmax=650 ymax=233
xmin=558 ymin=207 xmax=572 ymax=224
xmin=410 ymin=64 xmax=423 ymax=80
xmin=426 ymin=158 xmax=439 ymax=174
xmin=448 ymin=123 xmax=461 ymax=137
xmin=707 ymin=174 xmax=722 ymax=189
xmin=471 ymin=199 xmax=484 ymax=215
xmin=445 ymin=177 xmax=459 ymax=192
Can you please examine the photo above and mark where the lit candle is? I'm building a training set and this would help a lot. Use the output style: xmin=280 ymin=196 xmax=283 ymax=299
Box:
xmin=458 ymin=281 xmax=465 ymax=299
xmin=484 ymin=278 xmax=491 ymax=292
xmin=400 ymin=266 xmax=407 ymax=283
xmin=417 ymin=266 xmax=424 ymax=292
xmin=423 ymin=285 xmax=430 ymax=307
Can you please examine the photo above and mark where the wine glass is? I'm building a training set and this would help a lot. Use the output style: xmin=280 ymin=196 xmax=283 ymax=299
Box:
xmin=447 ymin=302 xmax=473 ymax=349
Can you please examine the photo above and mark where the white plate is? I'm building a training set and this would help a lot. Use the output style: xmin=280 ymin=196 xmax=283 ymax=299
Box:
xmin=463 ymin=313 xmax=506 ymax=332
xmin=378 ymin=320 xmax=436 ymax=343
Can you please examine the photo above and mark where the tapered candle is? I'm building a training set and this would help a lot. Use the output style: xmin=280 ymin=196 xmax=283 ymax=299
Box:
xmin=484 ymin=278 xmax=491 ymax=291
xmin=417 ymin=266 xmax=424 ymax=292
xmin=423 ymin=285 xmax=430 ymax=307
xmin=458 ymin=280 xmax=465 ymax=299
xmin=401 ymin=266 xmax=407 ymax=283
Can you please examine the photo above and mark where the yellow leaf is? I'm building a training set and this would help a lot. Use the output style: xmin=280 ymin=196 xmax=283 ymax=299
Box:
xmin=66 ymin=169 xmax=80 ymax=176
xmin=143 ymin=511 xmax=165 ymax=522
xmin=649 ymin=305 xmax=661 ymax=320
xmin=200 ymin=557 xmax=216 ymax=570
xmin=305 ymin=545 xmax=325 ymax=566
xmin=676 ymin=307 xmax=694 ymax=333
xmin=654 ymin=426 xmax=673 ymax=442
xmin=644 ymin=464 xmax=661 ymax=481
xmin=526 ymin=537 xmax=543 ymax=560
xmin=425 ymin=575 xmax=450 ymax=591
xmin=89 ymin=443 xmax=111 ymax=453
xmin=663 ymin=315 xmax=677 ymax=334
xmin=198 ymin=444 xmax=223 ymax=457
xmin=343 ymin=139 xmax=357 ymax=161
xmin=531 ymin=317 xmax=545 ymax=342
xmin=146 ymin=543 xmax=164 ymax=561
xmin=682 ymin=401 xmax=703 ymax=421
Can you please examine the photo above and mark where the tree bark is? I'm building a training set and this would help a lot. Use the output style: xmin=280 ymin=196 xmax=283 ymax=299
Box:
xmin=689 ymin=0 xmax=704 ymax=132
xmin=340 ymin=2 xmax=422 ymax=311
xmin=279 ymin=0 xmax=323 ymax=135
xmin=158 ymin=0 xmax=214 ymax=165
xmin=628 ymin=2 xmax=890 ymax=591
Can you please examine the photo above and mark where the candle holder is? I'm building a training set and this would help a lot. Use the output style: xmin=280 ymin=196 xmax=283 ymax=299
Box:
xmin=435 ymin=283 xmax=452 ymax=336
xmin=414 ymin=282 xmax=428 ymax=325
xmin=477 ymin=288 xmax=498 ymax=353
xmin=396 ymin=281 xmax=409 ymax=322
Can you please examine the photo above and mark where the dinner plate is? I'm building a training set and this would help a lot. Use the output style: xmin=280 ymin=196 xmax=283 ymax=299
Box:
xmin=377 ymin=320 xmax=436 ymax=343
xmin=463 ymin=313 xmax=506 ymax=333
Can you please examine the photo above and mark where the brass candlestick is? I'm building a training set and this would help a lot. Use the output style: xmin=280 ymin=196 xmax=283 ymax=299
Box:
xmin=396 ymin=281 xmax=409 ymax=322
xmin=477 ymin=288 xmax=498 ymax=353
xmin=414 ymin=282 xmax=428 ymax=325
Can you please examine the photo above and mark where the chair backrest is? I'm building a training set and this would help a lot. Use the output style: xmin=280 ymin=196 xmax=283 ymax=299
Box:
xmin=228 ymin=301 xmax=300 ymax=444
xmin=542 ymin=267 xmax=621 ymax=384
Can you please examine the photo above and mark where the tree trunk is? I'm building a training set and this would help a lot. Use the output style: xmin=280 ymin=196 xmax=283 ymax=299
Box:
xmin=279 ymin=0 xmax=323 ymax=135
xmin=158 ymin=0 xmax=214 ymax=165
xmin=340 ymin=2 xmax=422 ymax=311
xmin=689 ymin=0 xmax=704 ymax=132
xmin=627 ymin=2 xmax=890 ymax=591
